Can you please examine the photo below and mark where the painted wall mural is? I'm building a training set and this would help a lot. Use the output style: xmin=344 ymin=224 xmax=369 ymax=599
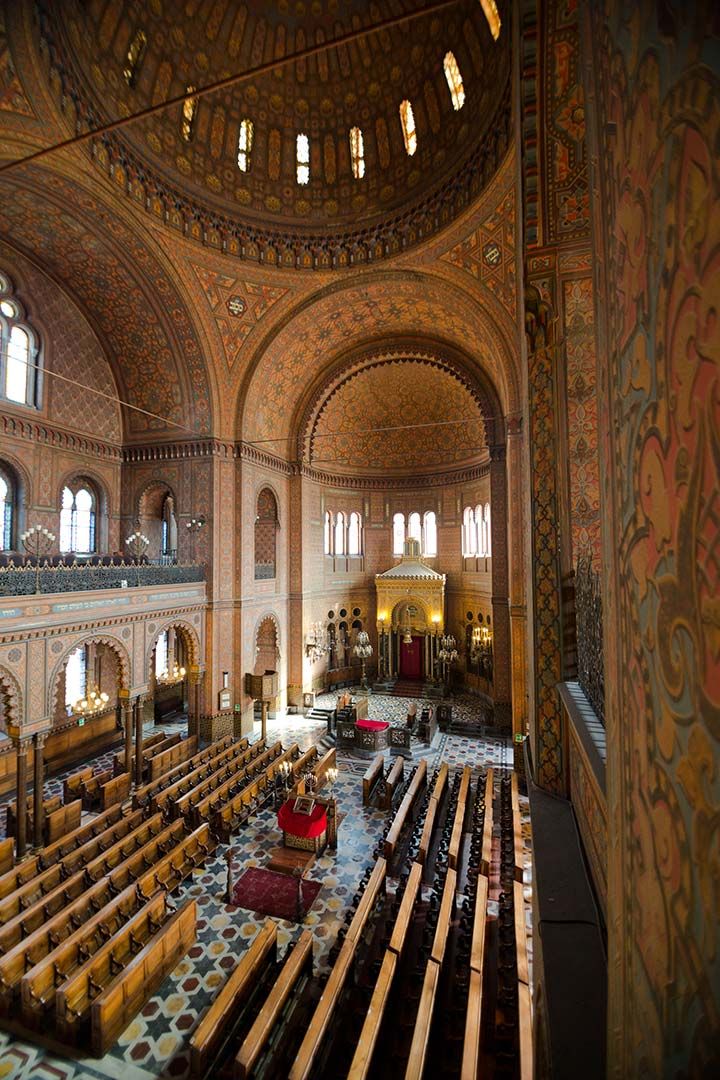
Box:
xmin=585 ymin=0 xmax=720 ymax=1074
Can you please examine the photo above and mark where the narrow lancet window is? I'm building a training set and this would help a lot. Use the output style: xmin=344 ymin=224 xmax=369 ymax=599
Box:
xmin=349 ymin=127 xmax=365 ymax=179
xmin=296 ymin=133 xmax=310 ymax=185
xmin=443 ymin=52 xmax=465 ymax=110
xmin=238 ymin=118 xmax=254 ymax=172
xmin=123 ymin=29 xmax=147 ymax=87
xmin=399 ymin=100 xmax=417 ymax=156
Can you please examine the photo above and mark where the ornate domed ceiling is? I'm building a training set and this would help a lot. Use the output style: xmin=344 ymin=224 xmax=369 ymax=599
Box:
xmin=39 ymin=0 xmax=511 ymax=265
xmin=308 ymin=359 xmax=486 ymax=476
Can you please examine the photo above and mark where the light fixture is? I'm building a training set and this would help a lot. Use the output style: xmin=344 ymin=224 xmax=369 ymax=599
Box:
xmin=158 ymin=662 xmax=186 ymax=686
xmin=305 ymin=621 xmax=328 ymax=663
xmin=438 ymin=634 xmax=459 ymax=688
xmin=74 ymin=686 xmax=110 ymax=717
xmin=21 ymin=524 xmax=56 ymax=593
xmin=353 ymin=630 xmax=373 ymax=689
xmin=126 ymin=530 xmax=150 ymax=560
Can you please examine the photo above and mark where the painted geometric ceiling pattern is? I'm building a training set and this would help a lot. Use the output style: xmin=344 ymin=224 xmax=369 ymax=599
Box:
xmin=0 ymin=9 xmax=34 ymax=119
xmin=241 ymin=274 xmax=517 ymax=450
xmin=190 ymin=264 xmax=289 ymax=374
xmin=441 ymin=185 xmax=517 ymax=318
xmin=310 ymin=360 xmax=486 ymax=474
xmin=0 ymin=241 xmax=121 ymax=442
xmin=0 ymin=174 xmax=212 ymax=436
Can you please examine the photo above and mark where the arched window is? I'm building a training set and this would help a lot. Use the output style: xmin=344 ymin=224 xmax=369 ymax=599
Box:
xmin=324 ymin=511 xmax=332 ymax=556
xmin=408 ymin=512 xmax=421 ymax=544
xmin=65 ymin=646 xmax=87 ymax=712
xmin=161 ymin=495 xmax=177 ymax=561
xmin=181 ymin=86 xmax=198 ymax=141
xmin=399 ymin=100 xmax=417 ymax=156
xmin=0 ymin=467 xmax=14 ymax=550
xmin=123 ymin=28 xmax=146 ymax=87
xmin=463 ymin=506 xmax=476 ymax=556
xmin=255 ymin=488 xmax=278 ymax=580
xmin=60 ymin=484 xmax=96 ymax=554
xmin=423 ymin=511 xmax=437 ymax=556
xmin=475 ymin=505 xmax=485 ymax=556
xmin=296 ymin=133 xmax=310 ymax=185
xmin=0 ymin=274 xmax=40 ymax=408
xmin=348 ymin=512 xmax=362 ymax=556
xmin=480 ymin=0 xmax=502 ymax=41
xmin=349 ymin=126 xmax=365 ymax=179
xmin=238 ymin=118 xmax=254 ymax=172
xmin=155 ymin=630 xmax=169 ymax=680
xmin=443 ymin=51 xmax=466 ymax=110
xmin=393 ymin=512 xmax=405 ymax=556
xmin=334 ymin=511 xmax=346 ymax=555
xmin=484 ymin=503 xmax=492 ymax=556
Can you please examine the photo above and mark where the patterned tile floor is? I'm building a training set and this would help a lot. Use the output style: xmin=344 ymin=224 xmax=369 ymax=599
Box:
xmin=0 ymin=695 xmax=530 ymax=1079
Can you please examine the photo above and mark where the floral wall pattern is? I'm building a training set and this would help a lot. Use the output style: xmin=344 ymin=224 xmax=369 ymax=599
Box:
xmin=585 ymin=0 xmax=720 ymax=1074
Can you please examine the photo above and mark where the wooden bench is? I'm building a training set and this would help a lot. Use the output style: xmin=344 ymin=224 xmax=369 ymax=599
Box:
xmin=174 ymin=741 xmax=280 ymax=821
xmin=112 ymin=730 xmax=168 ymax=777
xmin=0 ymin=839 xmax=12 ymax=876
xmin=21 ymin=880 xmax=163 ymax=1027
xmin=99 ymin=772 xmax=131 ymax=812
xmin=347 ymin=949 xmax=397 ymax=1080
xmin=511 ymin=772 xmax=525 ymax=882
xmin=138 ymin=822 xmax=216 ymax=897
xmin=461 ymin=870 xmax=490 ymax=1079
xmin=79 ymin=769 xmax=114 ymax=812
xmin=388 ymin=861 xmax=422 ymax=956
xmin=362 ymin=753 xmax=384 ymax=806
xmin=43 ymin=799 xmax=82 ymax=846
xmin=405 ymin=961 xmax=440 ymax=1080
xmin=90 ymin=898 xmax=197 ymax=1056
xmin=210 ymin=773 xmax=272 ymax=843
xmin=63 ymin=766 xmax=93 ymax=804
xmin=190 ymin=920 xmax=277 ymax=1077
xmin=481 ymin=769 xmax=494 ymax=876
xmin=148 ymin=735 xmax=199 ymax=782
xmin=383 ymin=759 xmax=428 ymax=862
xmin=132 ymin=734 xmax=237 ymax=809
xmin=312 ymin=747 xmax=336 ymax=791
xmin=156 ymin=739 xmax=264 ymax=818
xmin=6 ymin=794 xmax=62 ymax=839
xmin=417 ymin=765 xmax=450 ymax=867
xmin=381 ymin=756 xmax=404 ymax=811
xmin=346 ymin=858 xmax=387 ymax=944
xmin=448 ymin=766 xmax=472 ymax=870
xmin=190 ymin=742 xmax=294 ymax=828
xmin=234 ymin=931 xmax=314 ymax=1080
xmin=38 ymin=803 xmax=127 ymax=871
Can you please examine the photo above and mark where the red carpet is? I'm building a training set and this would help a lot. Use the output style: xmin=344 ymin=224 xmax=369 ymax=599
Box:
xmin=232 ymin=866 xmax=322 ymax=922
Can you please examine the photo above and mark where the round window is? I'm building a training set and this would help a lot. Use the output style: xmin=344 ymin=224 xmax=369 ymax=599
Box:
xmin=327 ymin=610 xmax=335 ymax=619
xmin=339 ymin=608 xmax=347 ymax=617
xmin=353 ymin=607 xmax=361 ymax=617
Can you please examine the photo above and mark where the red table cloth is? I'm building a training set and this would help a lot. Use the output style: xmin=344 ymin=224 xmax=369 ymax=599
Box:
xmin=356 ymin=719 xmax=390 ymax=732
xmin=278 ymin=800 xmax=328 ymax=839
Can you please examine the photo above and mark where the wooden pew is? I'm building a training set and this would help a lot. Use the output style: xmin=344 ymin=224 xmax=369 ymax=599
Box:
xmin=417 ymin=765 xmax=450 ymax=866
xmin=481 ymin=769 xmax=494 ymax=875
xmin=289 ymin=860 xmax=387 ymax=1080
xmin=112 ymin=730 xmax=169 ymax=776
xmin=44 ymin=799 xmax=82 ymax=845
xmin=39 ymin=804 xmax=134 ymax=873
xmin=90 ymin=898 xmax=197 ymax=1056
xmin=172 ymin=742 xmax=274 ymax=822
xmin=148 ymin=735 xmax=199 ymax=782
xmin=518 ymin=981 xmax=534 ymax=1080
xmin=6 ymin=794 xmax=62 ymax=839
xmin=152 ymin=739 xmax=262 ymax=818
xmin=63 ymin=766 xmax=93 ymax=804
xmin=211 ymin=774 xmax=270 ymax=843
xmin=79 ymin=769 xmax=114 ymax=812
xmin=99 ymin=772 xmax=131 ymax=812
xmin=461 ymin=871 xmax=490 ymax=1079
xmin=448 ymin=766 xmax=472 ymax=871
xmin=234 ymin=931 xmax=314 ymax=1080
xmin=388 ymin=862 xmax=423 ymax=957
xmin=22 ymin=881 xmax=163 ymax=1026
xmin=189 ymin=742 xmax=294 ymax=828
xmin=511 ymin=772 xmax=525 ymax=882
xmin=431 ymin=763 xmax=449 ymax=802
xmin=291 ymin=744 xmax=318 ymax=781
xmin=381 ymin=756 xmax=404 ymax=811
xmin=383 ymin=759 xmax=428 ymax=862
xmin=54 ymin=885 xmax=169 ymax=1045
xmin=140 ymin=822 xmax=216 ymax=896
xmin=132 ymin=734 xmax=237 ymax=809
xmin=311 ymin=747 xmax=336 ymax=791
xmin=347 ymin=950 xmax=397 ymax=1080
xmin=190 ymin=920 xmax=277 ymax=1077
xmin=0 ymin=839 xmax=12 ymax=876
xmin=362 ymin=753 xmax=384 ymax=806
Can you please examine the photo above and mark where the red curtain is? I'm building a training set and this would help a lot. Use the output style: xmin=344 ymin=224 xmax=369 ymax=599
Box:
xmin=400 ymin=635 xmax=423 ymax=678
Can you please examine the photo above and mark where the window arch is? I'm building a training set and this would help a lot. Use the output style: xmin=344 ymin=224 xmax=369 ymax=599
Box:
xmin=399 ymin=100 xmax=417 ymax=156
xmin=443 ymin=51 xmax=466 ymax=110
xmin=349 ymin=126 xmax=365 ymax=179
xmin=334 ymin=511 xmax=346 ymax=555
xmin=393 ymin=512 xmax=405 ymax=556
xmin=238 ymin=118 xmax=254 ymax=172
xmin=462 ymin=506 xmax=477 ymax=556
xmin=324 ymin=511 xmax=332 ymax=556
xmin=296 ymin=133 xmax=310 ymax=185
xmin=0 ymin=273 xmax=40 ymax=408
xmin=423 ymin=511 xmax=437 ymax=557
xmin=255 ymin=488 xmax=278 ymax=580
xmin=0 ymin=466 xmax=15 ymax=550
xmin=484 ymin=503 xmax=492 ymax=556
xmin=59 ymin=481 xmax=97 ymax=555
xmin=475 ymin=504 xmax=485 ymax=556
xmin=348 ymin=512 xmax=362 ymax=556
xmin=408 ymin=512 xmax=421 ymax=544
xmin=154 ymin=630 xmax=169 ymax=680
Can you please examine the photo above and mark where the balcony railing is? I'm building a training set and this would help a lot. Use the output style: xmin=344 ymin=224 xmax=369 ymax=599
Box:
xmin=575 ymin=557 xmax=605 ymax=725
xmin=0 ymin=559 xmax=205 ymax=595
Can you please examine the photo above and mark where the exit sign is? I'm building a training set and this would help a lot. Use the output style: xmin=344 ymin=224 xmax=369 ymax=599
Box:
xmin=514 ymin=733 xmax=524 ymax=743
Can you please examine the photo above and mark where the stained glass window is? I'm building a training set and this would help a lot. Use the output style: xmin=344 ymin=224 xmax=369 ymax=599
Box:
xmin=238 ymin=118 xmax=254 ymax=172
xmin=399 ymin=100 xmax=417 ymax=156
xmin=443 ymin=52 xmax=465 ymax=110
xmin=296 ymin=133 xmax=310 ymax=185
xmin=349 ymin=127 xmax=365 ymax=179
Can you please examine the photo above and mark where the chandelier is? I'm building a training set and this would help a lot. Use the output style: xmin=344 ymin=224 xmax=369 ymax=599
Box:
xmin=305 ymin=621 xmax=328 ymax=663
xmin=74 ymin=686 xmax=110 ymax=717
xmin=157 ymin=661 xmax=186 ymax=686
xmin=352 ymin=630 xmax=373 ymax=690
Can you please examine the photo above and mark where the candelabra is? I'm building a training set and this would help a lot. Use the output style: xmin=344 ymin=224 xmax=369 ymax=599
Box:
xmin=326 ymin=766 xmax=338 ymax=795
xmin=438 ymin=634 xmax=459 ymax=688
xmin=470 ymin=625 xmax=494 ymax=682
xmin=305 ymin=621 xmax=328 ymax=663
xmin=126 ymin=527 xmax=150 ymax=586
xmin=185 ymin=515 xmax=206 ymax=562
xmin=353 ymin=630 xmax=373 ymax=690
xmin=74 ymin=685 xmax=110 ymax=718
xmin=21 ymin=524 xmax=56 ymax=593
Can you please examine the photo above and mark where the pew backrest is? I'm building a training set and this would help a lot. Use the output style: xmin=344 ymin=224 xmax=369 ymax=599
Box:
xmin=44 ymin=800 xmax=82 ymax=845
xmin=362 ymin=754 xmax=384 ymax=806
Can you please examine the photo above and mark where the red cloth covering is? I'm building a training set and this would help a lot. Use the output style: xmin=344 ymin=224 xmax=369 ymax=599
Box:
xmin=278 ymin=800 xmax=328 ymax=839
xmin=356 ymin=719 xmax=390 ymax=732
